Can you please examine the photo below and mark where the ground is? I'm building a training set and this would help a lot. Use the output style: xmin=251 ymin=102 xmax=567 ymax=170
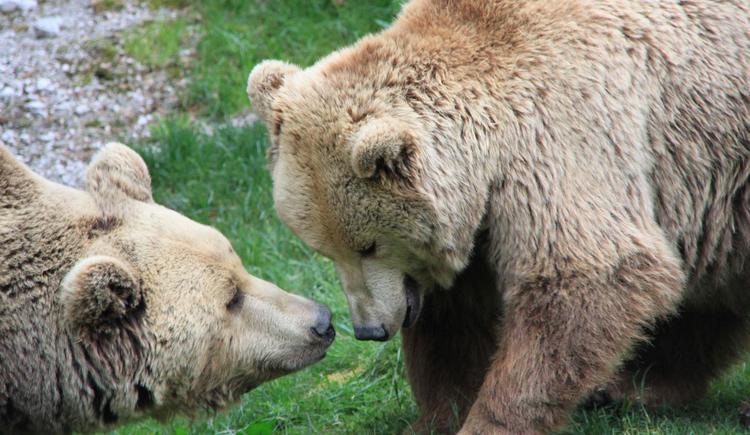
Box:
xmin=0 ymin=0 xmax=187 ymax=186
xmin=2 ymin=1 xmax=750 ymax=434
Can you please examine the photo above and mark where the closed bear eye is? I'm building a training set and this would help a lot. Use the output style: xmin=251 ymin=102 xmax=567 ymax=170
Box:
xmin=226 ymin=287 xmax=245 ymax=313
xmin=358 ymin=242 xmax=376 ymax=257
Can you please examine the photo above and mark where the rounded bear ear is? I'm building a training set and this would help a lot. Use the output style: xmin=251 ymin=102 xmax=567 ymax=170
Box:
xmin=86 ymin=142 xmax=153 ymax=217
xmin=61 ymin=255 xmax=143 ymax=337
xmin=349 ymin=117 xmax=420 ymax=183
xmin=247 ymin=60 xmax=301 ymax=125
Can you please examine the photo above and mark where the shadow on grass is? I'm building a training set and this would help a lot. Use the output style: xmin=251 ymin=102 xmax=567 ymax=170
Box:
xmin=565 ymin=362 xmax=750 ymax=434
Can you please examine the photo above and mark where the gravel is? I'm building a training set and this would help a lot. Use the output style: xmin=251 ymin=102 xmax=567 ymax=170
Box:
xmin=0 ymin=0 xmax=184 ymax=187
xmin=0 ymin=0 xmax=36 ymax=13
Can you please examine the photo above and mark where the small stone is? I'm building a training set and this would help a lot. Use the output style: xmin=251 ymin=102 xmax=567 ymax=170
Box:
xmin=39 ymin=132 xmax=55 ymax=142
xmin=0 ymin=86 xmax=14 ymax=101
xmin=135 ymin=114 xmax=151 ymax=127
xmin=1 ymin=129 xmax=16 ymax=143
xmin=36 ymin=78 xmax=52 ymax=92
xmin=74 ymin=104 xmax=89 ymax=115
xmin=25 ymin=100 xmax=46 ymax=116
xmin=33 ymin=17 xmax=63 ymax=39
xmin=54 ymin=101 xmax=73 ymax=114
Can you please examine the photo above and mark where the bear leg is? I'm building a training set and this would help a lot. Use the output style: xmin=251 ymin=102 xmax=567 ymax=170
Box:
xmin=459 ymin=250 xmax=683 ymax=434
xmin=402 ymin=256 xmax=501 ymax=434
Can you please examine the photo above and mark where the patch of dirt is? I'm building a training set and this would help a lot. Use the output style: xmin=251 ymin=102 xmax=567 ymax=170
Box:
xmin=0 ymin=0 xmax=187 ymax=186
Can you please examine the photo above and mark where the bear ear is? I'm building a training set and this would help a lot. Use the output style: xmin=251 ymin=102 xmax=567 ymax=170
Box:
xmin=61 ymin=255 xmax=143 ymax=337
xmin=247 ymin=60 xmax=301 ymax=125
xmin=86 ymin=142 xmax=153 ymax=216
xmin=350 ymin=117 xmax=420 ymax=183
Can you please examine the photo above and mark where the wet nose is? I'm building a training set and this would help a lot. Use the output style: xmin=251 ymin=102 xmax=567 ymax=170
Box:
xmin=310 ymin=303 xmax=335 ymax=343
xmin=354 ymin=324 xmax=389 ymax=341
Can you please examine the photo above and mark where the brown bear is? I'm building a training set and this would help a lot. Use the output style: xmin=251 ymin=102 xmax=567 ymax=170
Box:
xmin=247 ymin=0 xmax=750 ymax=433
xmin=0 ymin=143 xmax=335 ymax=434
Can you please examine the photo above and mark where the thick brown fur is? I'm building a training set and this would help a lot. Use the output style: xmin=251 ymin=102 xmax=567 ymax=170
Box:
xmin=402 ymin=244 xmax=500 ymax=433
xmin=0 ymin=144 xmax=332 ymax=434
xmin=248 ymin=0 xmax=750 ymax=433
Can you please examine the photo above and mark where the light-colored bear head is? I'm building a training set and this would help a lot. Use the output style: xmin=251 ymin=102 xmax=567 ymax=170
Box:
xmin=247 ymin=45 xmax=491 ymax=341
xmin=60 ymin=144 xmax=335 ymax=419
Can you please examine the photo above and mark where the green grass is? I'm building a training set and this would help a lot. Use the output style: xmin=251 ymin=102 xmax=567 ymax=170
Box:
xmin=187 ymin=0 xmax=402 ymax=118
xmin=92 ymin=0 xmax=125 ymax=13
xmin=124 ymin=18 xmax=188 ymax=69
xmin=111 ymin=0 xmax=750 ymax=433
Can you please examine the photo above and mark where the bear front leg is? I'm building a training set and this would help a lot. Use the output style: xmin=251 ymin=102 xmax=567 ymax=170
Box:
xmin=459 ymin=250 xmax=683 ymax=434
xmin=402 ymin=256 xmax=501 ymax=434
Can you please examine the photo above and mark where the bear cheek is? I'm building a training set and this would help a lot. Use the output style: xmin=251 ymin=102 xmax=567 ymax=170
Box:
xmin=221 ymin=315 xmax=273 ymax=374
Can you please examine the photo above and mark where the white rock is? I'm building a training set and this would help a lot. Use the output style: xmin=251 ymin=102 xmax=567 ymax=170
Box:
xmin=54 ymin=101 xmax=73 ymax=113
xmin=0 ymin=0 xmax=36 ymax=13
xmin=0 ymin=86 xmax=14 ymax=101
xmin=1 ymin=129 xmax=16 ymax=143
xmin=34 ymin=17 xmax=63 ymax=39
xmin=9 ymin=80 xmax=22 ymax=92
xmin=36 ymin=78 xmax=53 ymax=91
xmin=136 ymin=114 xmax=151 ymax=127
xmin=74 ymin=104 xmax=89 ymax=115
xmin=39 ymin=132 xmax=55 ymax=142
xmin=25 ymin=100 xmax=46 ymax=115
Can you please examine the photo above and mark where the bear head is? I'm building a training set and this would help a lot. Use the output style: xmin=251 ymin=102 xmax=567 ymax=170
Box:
xmin=60 ymin=143 xmax=335 ymax=418
xmin=247 ymin=51 xmax=490 ymax=341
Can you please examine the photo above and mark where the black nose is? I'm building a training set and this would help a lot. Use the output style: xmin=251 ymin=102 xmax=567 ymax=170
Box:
xmin=354 ymin=324 xmax=389 ymax=341
xmin=311 ymin=304 xmax=335 ymax=343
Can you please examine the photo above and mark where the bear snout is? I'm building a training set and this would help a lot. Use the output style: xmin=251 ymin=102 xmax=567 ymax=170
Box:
xmin=354 ymin=324 xmax=389 ymax=341
xmin=310 ymin=303 xmax=335 ymax=344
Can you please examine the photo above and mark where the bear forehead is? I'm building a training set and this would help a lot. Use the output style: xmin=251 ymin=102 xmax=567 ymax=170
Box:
xmin=272 ymin=158 xmax=356 ymax=256
xmin=122 ymin=201 xmax=239 ymax=264
xmin=273 ymin=152 xmax=431 ymax=258
xmin=276 ymin=63 xmax=407 ymax=134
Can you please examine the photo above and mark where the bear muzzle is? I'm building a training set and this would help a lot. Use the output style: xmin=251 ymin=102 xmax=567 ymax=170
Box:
xmin=310 ymin=303 xmax=336 ymax=344
xmin=352 ymin=274 xmax=423 ymax=341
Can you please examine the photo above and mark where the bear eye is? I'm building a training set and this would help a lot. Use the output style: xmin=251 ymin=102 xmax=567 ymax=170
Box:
xmin=358 ymin=242 xmax=376 ymax=257
xmin=226 ymin=287 xmax=244 ymax=313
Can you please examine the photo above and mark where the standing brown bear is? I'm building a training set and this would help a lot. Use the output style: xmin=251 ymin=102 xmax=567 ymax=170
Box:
xmin=247 ymin=0 xmax=750 ymax=433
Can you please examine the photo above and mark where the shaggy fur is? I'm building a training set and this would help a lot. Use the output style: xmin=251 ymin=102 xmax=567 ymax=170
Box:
xmin=0 ymin=144 xmax=332 ymax=434
xmin=248 ymin=0 xmax=750 ymax=433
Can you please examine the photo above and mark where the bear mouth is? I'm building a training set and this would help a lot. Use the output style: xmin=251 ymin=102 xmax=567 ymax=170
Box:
xmin=402 ymin=275 xmax=421 ymax=328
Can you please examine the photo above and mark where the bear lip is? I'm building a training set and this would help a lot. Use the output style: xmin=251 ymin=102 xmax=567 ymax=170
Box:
xmin=402 ymin=275 xmax=421 ymax=328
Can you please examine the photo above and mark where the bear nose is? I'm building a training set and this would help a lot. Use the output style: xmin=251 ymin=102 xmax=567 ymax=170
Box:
xmin=354 ymin=324 xmax=389 ymax=341
xmin=310 ymin=303 xmax=335 ymax=343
